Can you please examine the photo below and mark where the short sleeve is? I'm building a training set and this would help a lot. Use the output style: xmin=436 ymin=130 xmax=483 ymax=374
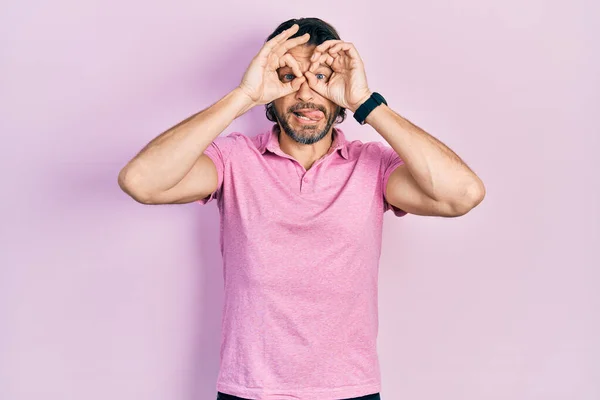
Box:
xmin=381 ymin=145 xmax=408 ymax=217
xmin=197 ymin=133 xmax=239 ymax=205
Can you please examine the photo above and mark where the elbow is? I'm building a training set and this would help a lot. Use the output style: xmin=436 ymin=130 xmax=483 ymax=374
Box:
xmin=449 ymin=179 xmax=486 ymax=216
xmin=118 ymin=167 xmax=154 ymax=204
xmin=117 ymin=167 xmax=130 ymax=193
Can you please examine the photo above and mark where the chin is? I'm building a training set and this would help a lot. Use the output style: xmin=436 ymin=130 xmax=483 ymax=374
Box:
xmin=273 ymin=108 xmax=335 ymax=145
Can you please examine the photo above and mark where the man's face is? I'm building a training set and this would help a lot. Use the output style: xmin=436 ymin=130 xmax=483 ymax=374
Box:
xmin=272 ymin=44 xmax=341 ymax=145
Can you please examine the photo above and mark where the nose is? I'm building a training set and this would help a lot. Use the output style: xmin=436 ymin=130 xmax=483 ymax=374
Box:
xmin=295 ymin=79 xmax=314 ymax=103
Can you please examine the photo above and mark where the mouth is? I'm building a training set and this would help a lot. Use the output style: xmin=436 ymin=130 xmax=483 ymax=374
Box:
xmin=291 ymin=109 xmax=325 ymax=125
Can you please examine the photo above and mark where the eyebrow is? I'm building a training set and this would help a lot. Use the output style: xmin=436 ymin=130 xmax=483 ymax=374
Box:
xmin=313 ymin=63 xmax=333 ymax=71
xmin=278 ymin=63 xmax=332 ymax=72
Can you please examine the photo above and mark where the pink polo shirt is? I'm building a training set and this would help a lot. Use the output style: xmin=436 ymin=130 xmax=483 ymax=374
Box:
xmin=199 ymin=124 xmax=406 ymax=400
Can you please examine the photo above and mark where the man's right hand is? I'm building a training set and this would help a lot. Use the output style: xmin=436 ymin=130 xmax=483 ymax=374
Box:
xmin=238 ymin=24 xmax=309 ymax=105
xmin=119 ymin=25 xmax=310 ymax=205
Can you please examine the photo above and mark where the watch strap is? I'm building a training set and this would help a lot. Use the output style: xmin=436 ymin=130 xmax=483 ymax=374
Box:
xmin=353 ymin=92 xmax=387 ymax=125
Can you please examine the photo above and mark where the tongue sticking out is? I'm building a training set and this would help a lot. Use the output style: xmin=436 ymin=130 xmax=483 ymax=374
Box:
xmin=295 ymin=110 xmax=324 ymax=120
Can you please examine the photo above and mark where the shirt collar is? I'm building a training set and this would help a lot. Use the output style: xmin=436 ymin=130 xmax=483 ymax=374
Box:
xmin=260 ymin=124 xmax=349 ymax=160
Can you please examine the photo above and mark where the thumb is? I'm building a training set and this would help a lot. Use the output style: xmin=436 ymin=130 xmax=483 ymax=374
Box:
xmin=304 ymin=71 xmax=326 ymax=96
xmin=281 ymin=76 xmax=306 ymax=97
xmin=290 ymin=75 xmax=306 ymax=92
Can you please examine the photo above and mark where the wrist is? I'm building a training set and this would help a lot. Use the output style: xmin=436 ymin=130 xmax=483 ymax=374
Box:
xmin=349 ymin=92 xmax=373 ymax=113
xmin=234 ymin=86 xmax=257 ymax=105
xmin=352 ymin=92 xmax=387 ymax=125
xmin=232 ymin=87 xmax=258 ymax=115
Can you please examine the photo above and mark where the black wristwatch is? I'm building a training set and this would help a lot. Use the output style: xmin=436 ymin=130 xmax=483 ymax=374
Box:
xmin=353 ymin=92 xmax=387 ymax=125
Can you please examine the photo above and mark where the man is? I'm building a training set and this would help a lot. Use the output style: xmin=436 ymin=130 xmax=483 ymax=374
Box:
xmin=118 ymin=17 xmax=485 ymax=400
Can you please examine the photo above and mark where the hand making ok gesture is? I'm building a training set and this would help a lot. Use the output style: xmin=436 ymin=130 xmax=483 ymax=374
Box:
xmin=238 ymin=24 xmax=309 ymax=105
xmin=305 ymin=40 xmax=373 ymax=112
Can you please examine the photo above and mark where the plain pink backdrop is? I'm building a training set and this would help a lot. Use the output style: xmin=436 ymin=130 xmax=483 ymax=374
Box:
xmin=1 ymin=1 xmax=598 ymax=399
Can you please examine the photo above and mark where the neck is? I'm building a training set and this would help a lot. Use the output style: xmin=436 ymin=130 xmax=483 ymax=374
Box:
xmin=278 ymin=126 xmax=335 ymax=170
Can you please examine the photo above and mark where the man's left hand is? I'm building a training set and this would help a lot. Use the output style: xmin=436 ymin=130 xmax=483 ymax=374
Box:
xmin=305 ymin=40 xmax=372 ymax=113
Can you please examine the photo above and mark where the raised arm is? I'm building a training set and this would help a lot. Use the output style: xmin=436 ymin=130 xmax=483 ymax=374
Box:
xmin=118 ymin=23 xmax=309 ymax=204
xmin=117 ymin=89 xmax=254 ymax=204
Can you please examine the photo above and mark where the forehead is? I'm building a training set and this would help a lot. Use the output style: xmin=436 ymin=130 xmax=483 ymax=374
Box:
xmin=286 ymin=44 xmax=315 ymax=59
xmin=279 ymin=44 xmax=332 ymax=71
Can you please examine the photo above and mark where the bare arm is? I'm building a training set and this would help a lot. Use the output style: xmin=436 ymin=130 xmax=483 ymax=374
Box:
xmin=118 ymin=23 xmax=309 ymax=204
xmin=304 ymin=40 xmax=484 ymax=217
xmin=368 ymin=104 xmax=486 ymax=217
xmin=118 ymin=88 xmax=255 ymax=204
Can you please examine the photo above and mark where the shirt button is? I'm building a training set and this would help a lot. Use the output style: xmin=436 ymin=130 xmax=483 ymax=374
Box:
xmin=303 ymin=177 xmax=309 ymax=183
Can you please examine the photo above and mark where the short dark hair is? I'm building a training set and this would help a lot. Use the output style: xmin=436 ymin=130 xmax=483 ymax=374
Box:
xmin=264 ymin=17 xmax=347 ymax=124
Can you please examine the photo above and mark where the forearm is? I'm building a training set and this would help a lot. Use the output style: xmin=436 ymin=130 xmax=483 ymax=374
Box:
xmin=365 ymin=104 xmax=485 ymax=203
xmin=119 ymin=87 xmax=255 ymax=193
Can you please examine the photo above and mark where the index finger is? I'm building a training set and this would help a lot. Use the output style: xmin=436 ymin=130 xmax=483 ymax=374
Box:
xmin=274 ymin=33 xmax=310 ymax=58
xmin=313 ymin=40 xmax=343 ymax=54
xmin=279 ymin=53 xmax=303 ymax=77
xmin=259 ymin=24 xmax=300 ymax=56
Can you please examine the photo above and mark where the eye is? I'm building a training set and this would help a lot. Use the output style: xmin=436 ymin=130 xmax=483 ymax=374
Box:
xmin=316 ymin=73 xmax=325 ymax=80
xmin=283 ymin=74 xmax=295 ymax=81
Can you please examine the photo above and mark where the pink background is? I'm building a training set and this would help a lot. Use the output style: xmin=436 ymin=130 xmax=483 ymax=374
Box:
xmin=2 ymin=1 xmax=598 ymax=399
